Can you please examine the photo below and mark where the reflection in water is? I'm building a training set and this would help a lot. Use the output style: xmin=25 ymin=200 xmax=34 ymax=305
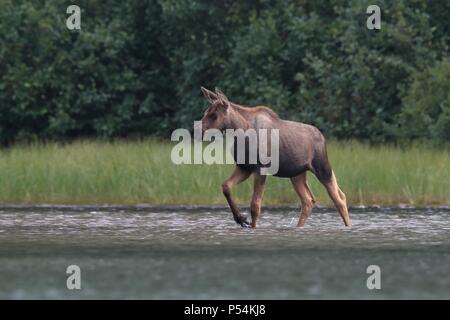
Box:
xmin=0 ymin=206 xmax=449 ymax=299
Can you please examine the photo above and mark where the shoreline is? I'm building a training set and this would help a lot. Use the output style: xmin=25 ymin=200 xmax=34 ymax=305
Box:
xmin=0 ymin=203 xmax=449 ymax=211
xmin=0 ymin=140 xmax=448 ymax=206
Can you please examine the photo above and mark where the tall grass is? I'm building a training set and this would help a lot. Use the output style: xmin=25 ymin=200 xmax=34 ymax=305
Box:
xmin=0 ymin=139 xmax=448 ymax=205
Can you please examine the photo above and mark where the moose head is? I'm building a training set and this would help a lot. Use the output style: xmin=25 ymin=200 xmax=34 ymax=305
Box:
xmin=199 ymin=87 xmax=232 ymax=133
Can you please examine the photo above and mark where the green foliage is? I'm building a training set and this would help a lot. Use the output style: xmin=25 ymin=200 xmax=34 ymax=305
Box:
xmin=0 ymin=1 xmax=170 ymax=144
xmin=0 ymin=140 xmax=449 ymax=205
xmin=397 ymin=58 xmax=450 ymax=144
xmin=0 ymin=0 xmax=448 ymax=145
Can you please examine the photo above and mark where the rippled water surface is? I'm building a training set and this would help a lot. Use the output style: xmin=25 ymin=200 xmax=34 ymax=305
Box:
xmin=0 ymin=205 xmax=449 ymax=299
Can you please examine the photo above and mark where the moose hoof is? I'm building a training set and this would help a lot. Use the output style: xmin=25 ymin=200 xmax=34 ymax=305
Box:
xmin=240 ymin=221 xmax=251 ymax=228
xmin=235 ymin=216 xmax=251 ymax=228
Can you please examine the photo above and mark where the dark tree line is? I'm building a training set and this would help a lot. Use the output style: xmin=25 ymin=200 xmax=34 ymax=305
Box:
xmin=0 ymin=0 xmax=448 ymax=145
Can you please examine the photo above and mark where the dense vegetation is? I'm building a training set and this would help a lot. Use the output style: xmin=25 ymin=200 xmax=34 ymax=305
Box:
xmin=0 ymin=140 xmax=448 ymax=205
xmin=0 ymin=0 xmax=449 ymax=145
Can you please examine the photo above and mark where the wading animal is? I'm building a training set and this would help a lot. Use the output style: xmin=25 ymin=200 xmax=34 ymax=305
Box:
xmin=199 ymin=87 xmax=351 ymax=228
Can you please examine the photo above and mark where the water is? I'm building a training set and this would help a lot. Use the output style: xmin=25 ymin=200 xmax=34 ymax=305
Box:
xmin=0 ymin=205 xmax=449 ymax=299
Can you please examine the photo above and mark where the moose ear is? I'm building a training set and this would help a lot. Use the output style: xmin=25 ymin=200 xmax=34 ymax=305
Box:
xmin=215 ymin=87 xmax=230 ymax=109
xmin=200 ymin=86 xmax=217 ymax=103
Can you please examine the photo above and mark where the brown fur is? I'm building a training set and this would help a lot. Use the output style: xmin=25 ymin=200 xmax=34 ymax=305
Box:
xmin=199 ymin=87 xmax=351 ymax=228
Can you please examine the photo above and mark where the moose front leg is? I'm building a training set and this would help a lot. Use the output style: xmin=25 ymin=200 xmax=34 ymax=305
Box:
xmin=222 ymin=166 xmax=252 ymax=228
xmin=250 ymin=174 xmax=266 ymax=228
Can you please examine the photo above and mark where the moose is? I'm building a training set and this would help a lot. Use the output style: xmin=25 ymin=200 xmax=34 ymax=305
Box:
xmin=199 ymin=87 xmax=351 ymax=228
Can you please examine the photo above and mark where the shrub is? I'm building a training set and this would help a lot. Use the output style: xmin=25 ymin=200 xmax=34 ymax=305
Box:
xmin=397 ymin=58 xmax=450 ymax=145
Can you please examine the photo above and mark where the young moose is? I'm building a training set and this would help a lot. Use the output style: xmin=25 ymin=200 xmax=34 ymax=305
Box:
xmin=199 ymin=87 xmax=351 ymax=228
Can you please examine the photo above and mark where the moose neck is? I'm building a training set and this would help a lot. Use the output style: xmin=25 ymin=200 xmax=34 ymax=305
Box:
xmin=227 ymin=104 xmax=253 ymax=130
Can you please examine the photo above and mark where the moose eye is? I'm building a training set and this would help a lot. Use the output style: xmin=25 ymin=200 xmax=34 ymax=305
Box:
xmin=209 ymin=113 xmax=217 ymax=121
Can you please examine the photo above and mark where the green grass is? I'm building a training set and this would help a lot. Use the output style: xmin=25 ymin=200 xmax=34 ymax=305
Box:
xmin=0 ymin=139 xmax=448 ymax=205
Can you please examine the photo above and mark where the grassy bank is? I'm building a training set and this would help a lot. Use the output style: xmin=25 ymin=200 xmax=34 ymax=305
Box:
xmin=0 ymin=140 xmax=448 ymax=206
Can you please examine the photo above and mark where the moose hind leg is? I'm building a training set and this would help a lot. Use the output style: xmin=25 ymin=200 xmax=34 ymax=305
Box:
xmin=323 ymin=171 xmax=351 ymax=226
xmin=305 ymin=180 xmax=316 ymax=205
xmin=222 ymin=166 xmax=252 ymax=227
xmin=291 ymin=173 xmax=315 ymax=227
